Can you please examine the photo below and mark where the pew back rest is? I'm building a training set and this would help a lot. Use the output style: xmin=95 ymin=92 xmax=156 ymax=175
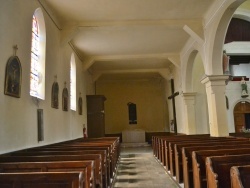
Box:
xmin=0 ymin=171 xmax=83 ymax=188
xmin=231 ymin=165 xmax=250 ymax=188
xmin=206 ymin=154 xmax=250 ymax=188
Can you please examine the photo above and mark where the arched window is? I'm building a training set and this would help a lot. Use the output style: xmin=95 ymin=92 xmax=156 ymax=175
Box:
xmin=70 ymin=54 xmax=76 ymax=111
xmin=30 ymin=8 xmax=46 ymax=99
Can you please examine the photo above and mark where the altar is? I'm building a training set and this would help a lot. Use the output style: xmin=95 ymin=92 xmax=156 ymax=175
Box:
xmin=122 ymin=129 xmax=145 ymax=143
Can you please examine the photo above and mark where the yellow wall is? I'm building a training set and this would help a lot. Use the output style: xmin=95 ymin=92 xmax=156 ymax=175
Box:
xmin=96 ymin=78 xmax=167 ymax=133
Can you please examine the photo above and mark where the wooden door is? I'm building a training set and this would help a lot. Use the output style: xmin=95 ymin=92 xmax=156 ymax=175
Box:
xmin=234 ymin=102 xmax=250 ymax=132
xmin=86 ymin=95 xmax=106 ymax=138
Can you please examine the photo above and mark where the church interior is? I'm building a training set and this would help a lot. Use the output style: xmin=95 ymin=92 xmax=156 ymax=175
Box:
xmin=2 ymin=0 xmax=250 ymax=187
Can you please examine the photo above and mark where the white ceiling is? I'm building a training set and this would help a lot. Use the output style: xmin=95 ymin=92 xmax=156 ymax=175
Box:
xmin=42 ymin=0 xmax=216 ymax=81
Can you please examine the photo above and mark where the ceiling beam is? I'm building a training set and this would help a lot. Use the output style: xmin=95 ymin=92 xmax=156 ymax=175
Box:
xmin=92 ymin=68 xmax=171 ymax=81
xmin=168 ymin=55 xmax=181 ymax=69
xmin=62 ymin=19 xmax=202 ymax=29
xmin=82 ymin=58 xmax=95 ymax=71
xmin=61 ymin=26 xmax=79 ymax=46
xmin=183 ymin=25 xmax=204 ymax=45
xmin=93 ymin=53 xmax=177 ymax=61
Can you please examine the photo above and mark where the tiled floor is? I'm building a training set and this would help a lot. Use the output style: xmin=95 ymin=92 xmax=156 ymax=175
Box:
xmin=112 ymin=146 xmax=180 ymax=188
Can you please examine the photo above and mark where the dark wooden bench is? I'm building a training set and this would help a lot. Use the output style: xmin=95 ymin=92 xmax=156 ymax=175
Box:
xmin=0 ymin=155 xmax=97 ymax=188
xmin=47 ymin=144 xmax=113 ymax=185
xmin=0 ymin=137 xmax=120 ymax=188
xmin=156 ymin=135 xmax=210 ymax=169
xmin=156 ymin=135 xmax=242 ymax=170
xmin=192 ymin=148 xmax=250 ymax=188
xmin=175 ymin=141 xmax=250 ymax=184
xmin=206 ymin=154 xmax=250 ymax=188
xmin=152 ymin=135 xmax=209 ymax=165
xmin=12 ymin=149 xmax=107 ymax=188
xmin=0 ymin=161 xmax=89 ymax=188
xmin=5 ymin=151 xmax=102 ymax=188
xmin=181 ymin=142 xmax=250 ymax=188
xmin=0 ymin=171 xmax=84 ymax=188
xmin=169 ymin=138 xmax=249 ymax=177
xmin=230 ymin=165 xmax=250 ymax=188
xmin=31 ymin=139 xmax=117 ymax=186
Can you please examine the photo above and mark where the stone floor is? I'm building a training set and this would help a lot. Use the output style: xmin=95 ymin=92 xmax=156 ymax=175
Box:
xmin=112 ymin=146 xmax=180 ymax=188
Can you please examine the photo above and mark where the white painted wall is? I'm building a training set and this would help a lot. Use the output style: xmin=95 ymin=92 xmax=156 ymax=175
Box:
xmin=0 ymin=1 xmax=93 ymax=154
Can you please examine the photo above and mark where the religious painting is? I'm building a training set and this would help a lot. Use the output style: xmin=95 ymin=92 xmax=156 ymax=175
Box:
xmin=127 ymin=102 xmax=137 ymax=124
xmin=62 ymin=83 xmax=68 ymax=111
xmin=37 ymin=109 xmax=44 ymax=142
xmin=78 ymin=93 xmax=83 ymax=115
xmin=4 ymin=56 xmax=22 ymax=98
xmin=51 ymin=82 xmax=59 ymax=109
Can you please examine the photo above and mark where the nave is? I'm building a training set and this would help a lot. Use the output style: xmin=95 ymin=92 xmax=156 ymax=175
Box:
xmin=112 ymin=146 xmax=179 ymax=188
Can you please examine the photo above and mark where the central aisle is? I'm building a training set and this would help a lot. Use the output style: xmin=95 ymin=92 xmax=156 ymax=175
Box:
xmin=112 ymin=146 xmax=179 ymax=188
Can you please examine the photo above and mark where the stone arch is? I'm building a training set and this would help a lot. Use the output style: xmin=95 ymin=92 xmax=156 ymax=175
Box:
xmin=206 ymin=0 xmax=245 ymax=75
xmin=183 ymin=50 xmax=198 ymax=92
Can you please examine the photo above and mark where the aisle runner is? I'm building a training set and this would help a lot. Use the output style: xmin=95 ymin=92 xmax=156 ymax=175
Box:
xmin=113 ymin=147 xmax=179 ymax=188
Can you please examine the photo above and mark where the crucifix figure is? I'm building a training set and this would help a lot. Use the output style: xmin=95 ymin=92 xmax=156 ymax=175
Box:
xmin=168 ymin=79 xmax=179 ymax=135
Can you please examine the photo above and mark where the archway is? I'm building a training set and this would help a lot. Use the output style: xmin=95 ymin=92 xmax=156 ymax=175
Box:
xmin=234 ymin=101 xmax=250 ymax=132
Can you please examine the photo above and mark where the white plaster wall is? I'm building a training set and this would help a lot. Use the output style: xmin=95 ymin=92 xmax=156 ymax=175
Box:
xmin=0 ymin=1 xmax=93 ymax=154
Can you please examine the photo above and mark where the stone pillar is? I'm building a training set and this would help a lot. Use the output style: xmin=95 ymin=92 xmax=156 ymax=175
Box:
xmin=201 ymin=75 xmax=229 ymax=137
xmin=182 ymin=92 xmax=197 ymax=135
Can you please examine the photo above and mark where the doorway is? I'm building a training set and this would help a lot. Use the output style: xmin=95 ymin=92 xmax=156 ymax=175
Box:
xmin=234 ymin=101 xmax=250 ymax=132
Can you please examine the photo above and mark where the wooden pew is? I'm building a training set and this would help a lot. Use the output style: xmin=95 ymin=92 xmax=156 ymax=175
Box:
xmin=45 ymin=144 xmax=112 ymax=185
xmin=0 ymin=161 xmax=88 ymax=188
xmin=0 ymin=171 xmax=84 ymax=188
xmin=165 ymin=136 xmax=245 ymax=172
xmin=181 ymin=142 xmax=250 ymax=188
xmin=0 ymin=155 xmax=97 ymax=188
xmin=31 ymin=138 xmax=117 ymax=186
xmin=12 ymin=150 xmax=107 ymax=188
xmin=230 ymin=165 xmax=250 ymax=188
xmin=156 ymin=135 xmax=241 ymax=170
xmin=206 ymin=154 xmax=250 ymax=188
xmin=5 ymin=152 xmax=102 ymax=188
xmin=175 ymin=141 xmax=250 ymax=184
xmin=192 ymin=148 xmax=250 ymax=188
xmin=0 ymin=137 xmax=120 ymax=188
xmin=169 ymin=138 xmax=248 ymax=177
xmin=153 ymin=134 xmax=235 ymax=165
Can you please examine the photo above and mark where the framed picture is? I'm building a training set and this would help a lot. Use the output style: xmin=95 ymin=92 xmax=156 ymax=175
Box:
xmin=62 ymin=84 xmax=68 ymax=111
xmin=51 ymin=81 xmax=59 ymax=109
xmin=78 ymin=94 xmax=83 ymax=115
xmin=37 ymin=109 xmax=44 ymax=142
xmin=4 ymin=56 xmax=22 ymax=98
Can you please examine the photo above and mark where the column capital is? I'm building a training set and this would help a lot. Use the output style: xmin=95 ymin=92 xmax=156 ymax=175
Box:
xmin=201 ymin=75 xmax=229 ymax=85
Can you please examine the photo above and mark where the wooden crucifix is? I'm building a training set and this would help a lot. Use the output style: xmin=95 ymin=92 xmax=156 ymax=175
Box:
xmin=168 ymin=79 xmax=179 ymax=135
